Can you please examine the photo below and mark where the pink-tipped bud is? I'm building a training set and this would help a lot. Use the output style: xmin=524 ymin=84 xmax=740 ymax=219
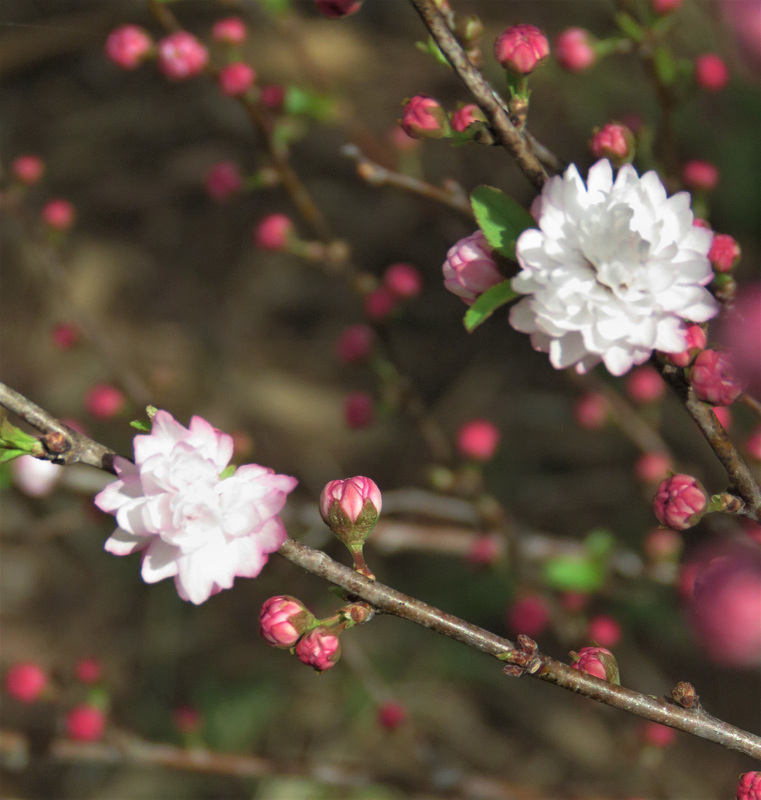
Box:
xmin=506 ymin=594 xmax=551 ymax=638
xmin=363 ymin=287 xmax=398 ymax=321
xmin=65 ymin=704 xmax=106 ymax=742
xmin=708 ymin=233 xmax=741 ymax=273
xmin=682 ymin=159 xmax=719 ymax=192
xmin=12 ymin=455 xmax=63 ymax=498
xmin=4 ymin=662 xmax=49 ymax=703
xmin=571 ymin=646 xmax=620 ymax=683
xmin=315 ymin=0 xmax=362 ymax=18
xmin=634 ymin=451 xmax=674 ymax=485
xmin=666 ymin=324 xmax=706 ymax=367
xmin=320 ymin=476 xmax=381 ymax=547
xmin=586 ymin=615 xmax=622 ymax=648
xmin=105 ymin=25 xmax=153 ymax=70
xmin=157 ymin=32 xmax=208 ymax=81
xmin=84 ymin=383 xmax=126 ymax=419
xmin=689 ymin=349 xmax=744 ymax=406
xmin=384 ymin=262 xmax=422 ymax=299
xmin=41 ymin=199 xmax=75 ymax=231
xmin=467 ymin=533 xmax=502 ymax=567
xmin=377 ymin=700 xmax=407 ymax=731
xmin=573 ymin=392 xmax=609 ymax=430
xmin=695 ymin=53 xmax=729 ymax=91
xmin=260 ymin=84 xmax=286 ymax=111
xmin=12 ymin=155 xmax=45 ymax=185
xmin=218 ymin=62 xmax=256 ymax=97
xmin=442 ymin=230 xmax=502 ymax=305
xmin=205 ymin=161 xmax=242 ymax=201
xmin=259 ymin=595 xmax=315 ymax=649
xmin=640 ymin=721 xmax=676 ymax=747
xmin=335 ymin=324 xmax=374 ymax=364
xmin=75 ymin=658 xmax=102 ymax=685
xmin=212 ymin=17 xmax=248 ymax=45
xmin=173 ymin=705 xmax=203 ymax=735
xmin=344 ymin=392 xmax=374 ymax=429
xmin=401 ymin=95 xmax=451 ymax=140
xmin=653 ymin=473 xmax=708 ymax=530
xmin=624 ymin=365 xmax=665 ymax=404
xmin=254 ymin=213 xmax=294 ymax=250
xmin=746 ymin=426 xmax=761 ymax=462
xmin=494 ymin=24 xmax=550 ymax=75
xmin=456 ymin=419 xmax=500 ymax=462
xmin=589 ymin=122 xmax=635 ymax=166
xmin=295 ymin=627 xmax=341 ymax=671
xmin=450 ymin=103 xmax=487 ymax=134
xmin=651 ymin=0 xmax=682 ymax=15
xmin=555 ymin=28 xmax=596 ymax=72
xmin=736 ymin=771 xmax=761 ymax=800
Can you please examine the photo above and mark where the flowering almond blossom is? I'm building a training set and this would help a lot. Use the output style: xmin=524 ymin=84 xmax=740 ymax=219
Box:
xmin=510 ymin=159 xmax=719 ymax=376
xmin=95 ymin=410 xmax=297 ymax=604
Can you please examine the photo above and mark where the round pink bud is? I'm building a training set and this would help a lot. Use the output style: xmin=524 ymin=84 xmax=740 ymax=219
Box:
xmin=218 ymin=62 xmax=256 ymax=97
xmin=634 ymin=451 xmax=673 ymax=485
xmin=624 ymin=365 xmax=665 ymax=404
xmin=456 ymin=419 xmax=500 ymax=462
xmin=401 ymin=95 xmax=451 ymax=140
xmin=377 ymin=700 xmax=407 ymax=731
xmin=65 ymin=704 xmax=106 ymax=742
xmin=363 ymin=287 xmax=398 ymax=321
xmin=12 ymin=154 xmax=44 ymax=185
xmin=41 ymin=199 xmax=75 ymax=231
xmin=51 ymin=322 xmax=79 ymax=350
xmin=746 ymin=426 xmax=761 ymax=462
xmin=506 ymin=594 xmax=550 ymax=638
xmin=173 ymin=705 xmax=203 ymax=735
xmin=682 ymin=159 xmax=719 ymax=192
xmin=205 ymin=161 xmax=242 ymax=202
xmin=555 ymin=28 xmax=596 ymax=72
xmin=442 ymin=230 xmax=502 ymax=305
xmin=320 ymin=476 xmax=382 ymax=543
xmin=736 ymin=771 xmax=761 ymax=800
xmin=708 ymin=233 xmax=741 ymax=273
xmin=344 ymin=392 xmax=374 ymax=429
xmin=157 ymin=32 xmax=208 ymax=81
xmin=450 ymin=103 xmax=486 ymax=134
xmin=212 ymin=17 xmax=248 ymax=45
xmin=254 ymin=213 xmax=294 ymax=250
xmin=335 ymin=324 xmax=374 ymax=364
xmin=295 ymin=627 xmax=341 ymax=672
xmin=695 ymin=53 xmax=729 ymax=91
xmin=653 ymin=473 xmax=708 ymax=531
xmin=315 ymin=0 xmax=362 ymax=19
xmin=494 ymin=24 xmax=550 ymax=75
xmin=713 ymin=405 xmax=732 ymax=431
xmin=12 ymin=455 xmax=63 ymax=498
xmin=573 ymin=392 xmax=609 ymax=430
xmin=589 ymin=122 xmax=634 ymax=166
xmin=4 ymin=662 xmax=49 ymax=703
xmin=384 ymin=262 xmax=422 ymax=299
xmin=640 ymin=721 xmax=676 ymax=748
xmin=666 ymin=323 xmax=706 ymax=367
xmin=571 ymin=646 xmax=619 ymax=683
xmin=587 ymin=614 xmax=622 ymax=648
xmin=75 ymin=658 xmax=102 ymax=685
xmin=467 ymin=533 xmax=502 ymax=567
xmin=260 ymin=84 xmax=286 ymax=110
xmin=259 ymin=595 xmax=315 ymax=649
xmin=105 ymin=25 xmax=153 ymax=70
xmin=651 ymin=0 xmax=682 ymax=14
xmin=84 ymin=383 xmax=126 ymax=419
xmin=689 ymin=349 xmax=744 ymax=406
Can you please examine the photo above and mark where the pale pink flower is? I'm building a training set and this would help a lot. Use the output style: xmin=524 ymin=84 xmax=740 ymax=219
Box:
xmin=12 ymin=455 xmax=63 ymax=497
xmin=95 ymin=410 xmax=297 ymax=604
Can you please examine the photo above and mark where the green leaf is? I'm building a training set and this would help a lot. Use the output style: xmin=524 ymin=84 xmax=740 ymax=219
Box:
xmin=0 ymin=448 xmax=26 ymax=465
xmin=415 ymin=36 xmax=450 ymax=68
xmin=584 ymin=528 xmax=615 ymax=558
xmin=284 ymin=86 xmax=337 ymax=122
xmin=463 ymin=280 xmax=519 ymax=332
xmin=614 ymin=12 xmax=644 ymax=42
xmin=470 ymin=185 xmax=535 ymax=259
xmin=542 ymin=556 xmax=607 ymax=592
xmin=0 ymin=418 xmax=40 ymax=453
xmin=653 ymin=45 xmax=676 ymax=86
xmin=130 ymin=419 xmax=151 ymax=433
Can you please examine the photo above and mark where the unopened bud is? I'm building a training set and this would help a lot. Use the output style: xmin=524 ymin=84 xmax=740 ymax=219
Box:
xmin=295 ymin=627 xmax=341 ymax=672
xmin=157 ymin=32 xmax=208 ymax=81
xmin=259 ymin=595 xmax=316 ymax=649
xmin=589 ymin=122 xmax=635 ymax=166
xmin=401 ymin=95 xmax=451 ymax=139
xmin=708 ymin=233 xmax=741 ymax=273
xmin=666 ymin=324 xmax=706 ymax=367
xmin=689 ymin=349 xmax=744 ymax=406
xmin=555 ymin=28 xmax=596 ymax=72
xmin=319 ymin=476 xmax=381 ymax=548
xmin=653 ymin=473 xmax=708 ymax=530
xmin=442 ymin=230 xmax=503 ymax=305
xmin=494 ymin=24 xmax=550 ymax=75
xmin=695 ymin=53 xmax=729 ymax=91
xmin=570 ymin=646 xmax=620 ymax=684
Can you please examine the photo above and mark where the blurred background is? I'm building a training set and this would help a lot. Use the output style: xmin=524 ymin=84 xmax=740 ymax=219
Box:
xmin=1 ymin=0 xmax=760 ymax=797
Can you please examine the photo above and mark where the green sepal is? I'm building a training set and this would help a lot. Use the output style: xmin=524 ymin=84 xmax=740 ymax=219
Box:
xmin=415 ymin=36 xmax=451 ymax=68
xmin=653 ymin=44 xmax=676 ymax=86
xmin=470 ymin=185 xmax=535 ymax=259
xmin=130 ymin=405 xmax=158 ymax=433
xmin=219 ymin=465 xmax=236 ymax=480
xmin=464 ymin=280 xmax=519 ymax=333
xmin=614 ymin=12 xmax=644 ymax=42
xmin=0 ymin=448 xmax=29 ymax=465
xmin=0 ymin=418 xmax=42 ymax=456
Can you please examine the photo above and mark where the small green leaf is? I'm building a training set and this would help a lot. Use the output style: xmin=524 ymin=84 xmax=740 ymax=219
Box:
xmin=415 ymin=37 xmax=450 ymax=68
xmin=284 ymin=86 xmax=337 ymax=122
xmin=219 ymin=465 xmax=236 ymax=480
xmin=584 ymin=528 xmax=615 ymax=558
xmin=653 ymin=45 xmax=676 ymax=86
xmin=130 ymin=419 xmax=151 ymax=433
xmin=0 ymin=418 xmax=39 ymax=453
xmin=542 ymin=556 xmax=607 ymax=592
xmin=463 ymin=280 xmax=519 ymax=332
xmin=0 ymin=448 xmax=26 ymax=465
xmin=614 ymin=12 xmax=644 ymax=42
xmin=470 ymin=185 xmax=535 ymax=259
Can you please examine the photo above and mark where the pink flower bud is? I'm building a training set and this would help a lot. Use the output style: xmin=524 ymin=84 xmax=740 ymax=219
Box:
xmin=694 ymin=53 xmax=729 ymax=91
xmin=205 ymin=161 xmax=242 ymax=201
xmin=721 ymin=0 xmax=761 ymax=74
xmin=651 ymin=0 xmax=682 ymax=14
xmin=555 ymin=28 xmax=596 ymax=72
xmin=653 ymin=473 xmax=708 ymax=530
xmin=720 ymin=284 xmax=761 ymax=398
xmin=212 ymin=17 xmax=248 ymax=45
xmin=736 ymin=771 xmax=761 ymax=800
xmin=41 ymin=199 xmax=75 ymax=231
xmin=259 ymin=595 xmax=315 ymax=649
xmin=65 ymin=704 xmax=106 ymax=741
xmin=254 ymin=213 xmax=294 ymax=250
xmin=260 ymin=84 xmax=286 ymax=110
xmin=157 ymin=32 xmax=208 ymax=81
xmin=666 ymin=323 xmax=706 ymax=367
xmin=708 ymin=233 xmax=741 ymax=273
xmin=494 ymin=24 xmax=550 ymax=75
xmin=467 ymin=533 xmax=502 ymax=567
xmin=587 ymin=614 xmax=622 ymax=648
xmin=573 ymin=392 xmax=609 ymax=430
xmin=363 ymin=287 xmax=398 ymax=321
xmin=624 ymin=365 xmax=665 ymax=404
xmin=173 ymin=705 xmax=203 ymax=735
xmin=84 ymin=383 xmax=126 ymax=419
xmin=682 ymin=159 xmax=719 ymax=192
xmin=450 ymin=103 xmax=487 ymax=133
xmin=640 ymin=721 xmax=676 ymax=747
xmin=51 ymin=322 xmax=79 ymax=350
xmin=384 ymin=262 xmax=422 ymax=299
xmin=75 ymin=658 xmax=102 ymax=685
xmin=105 ymin=25 xmax=153 ymax=70
xmin=4 ymin=662 xmax=49 ymax=703
xmin=571 ymin=646 xmax=620 ymax=683
xmin=12 ymin=155 xmax=45 ymax=185
xmin=746 ymin=426 xmax=761 ymax=462
xmin=634 ymin=451 xmax=673 ymax=485
xmin=315 ymin=0 xmax=363 ymax=19
xmin=377 ymin=700 xmax=407 ymax=731
xmin=401 ymin=95 xmax=451 ymax=140
xmin=506 ymin=594 xmax=550 ymax=638
xmin=218 ymin=62 xmax=256 ymax=96
xmin=456 ymin=419 xmax=500 ymax=462
xmin=320 ymin=476 xmax=381 ymax=546
xmin=335 ymin=324 xmax=374 ymax=364
xmin=295 ymin=627 xmax=341 ymax=671
xmin=589 ymin=122 xmax=634 ymax=166
xmin=442 ymin=230 xmax=502 ymax=305
xmin=689 ymin=349 xmax=744 ymax=406
xmin=713 ymin=405 xmax=732 ymax=430
xmin=344 ymin=392 xmax=374 ymax=429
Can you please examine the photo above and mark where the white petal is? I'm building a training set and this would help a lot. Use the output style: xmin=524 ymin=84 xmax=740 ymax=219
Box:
xmin=105 ymin=528 xmax=151 ymax=556
xmin=141 ymin=539 xmax=180 ymax=583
